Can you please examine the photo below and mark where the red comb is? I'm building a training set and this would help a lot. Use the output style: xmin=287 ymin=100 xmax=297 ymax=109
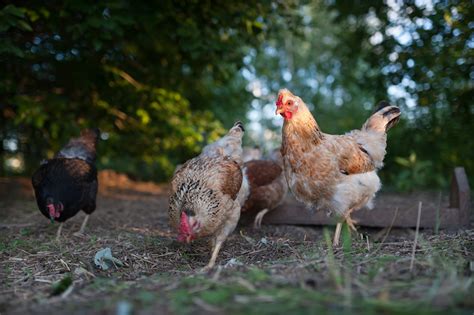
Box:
xmin=276 ymin=93 xmax=283 ymax=107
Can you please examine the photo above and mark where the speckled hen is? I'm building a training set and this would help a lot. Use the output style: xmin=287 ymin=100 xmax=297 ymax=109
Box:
xmin=169 ymin=122 xmax=249 ymax=271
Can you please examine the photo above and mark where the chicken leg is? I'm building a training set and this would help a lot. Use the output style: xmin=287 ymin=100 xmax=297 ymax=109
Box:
xmin=55 ymin=223 xmax=64 ymax=241
xmin=73 ymin=214 xmax=90 ymax=237
xmin=333 ymin=222 xmax=342 ymax=247
xmin=201 ymin=203 xmax=240 ymax=272
xmin=333 ymin=209 xmax=357 ymax=246
xmin=254 ymin=208 xmax=269 ymax=228
xmin=202 ymin=239 xmax=224 ymax=272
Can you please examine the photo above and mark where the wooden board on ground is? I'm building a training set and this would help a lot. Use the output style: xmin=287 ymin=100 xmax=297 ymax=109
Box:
xmin=263 ymin=167 xmax=471 ymax=229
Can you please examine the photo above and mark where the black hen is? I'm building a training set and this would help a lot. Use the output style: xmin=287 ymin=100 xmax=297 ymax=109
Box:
xmin=32 ymin=128 xmax=100 ymax=239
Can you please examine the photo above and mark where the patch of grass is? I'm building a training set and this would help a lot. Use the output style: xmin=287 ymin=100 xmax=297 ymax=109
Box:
xmin=20 ymin=228 xmax=31 ymax=236
xmin=165 ymin=273 xmax=467 ymax=315
xmin=246 ymin=267 xmax=270 ymax=282
xmin=0 ymin=237 xmax=44 ymax=253
xmin=89 ymin=277 xmax=133 ymax=293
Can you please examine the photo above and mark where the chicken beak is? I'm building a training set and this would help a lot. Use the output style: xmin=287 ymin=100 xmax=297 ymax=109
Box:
xmin=275 ymin=107 xmax=284 ymax=115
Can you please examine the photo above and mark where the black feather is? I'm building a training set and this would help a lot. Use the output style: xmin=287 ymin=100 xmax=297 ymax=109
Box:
xmin=234 ymin=121 xmax=245 ymax=132
xmin=382 ymin=107 xmax=401 ymax=118
xmin=373 ymin=100 xmax=391 ymax=113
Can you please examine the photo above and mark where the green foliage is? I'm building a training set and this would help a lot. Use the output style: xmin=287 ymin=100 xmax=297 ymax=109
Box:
xmin=1 ymin=1 xmax=471 ymax=188
xmin=393 ymin=152 xmax=445 ymax=191
xmin=0 ymin=1 xmax=301 ymax=180
xmin=327 ymin=0 xmax=474 ymax=188
xmin=247 ymin=0 xmax=473 ymax=190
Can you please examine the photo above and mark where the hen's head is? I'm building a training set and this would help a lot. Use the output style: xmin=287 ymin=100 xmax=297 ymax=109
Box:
xmin=177 ymin=210 xmax=201 ymax=243
xmin=46 ymin=197 xmax=63 ymax=223
xmin=275 ymin=89 xmax=301 ymax=120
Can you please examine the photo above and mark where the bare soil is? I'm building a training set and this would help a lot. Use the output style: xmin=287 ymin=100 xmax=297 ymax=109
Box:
xmin=0 ymin=172 xmax=472 ymax=315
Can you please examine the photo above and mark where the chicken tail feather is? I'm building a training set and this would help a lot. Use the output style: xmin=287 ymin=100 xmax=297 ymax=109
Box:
xmin=233 ymin=121 xmax=245 ymax=132
xmin=201 ymin=121 xmax=245 ymax=164
xmin=362 ymin=101 xmax=401 ymax=133
xmin=55 ymin=128 xmax=100 ymax=163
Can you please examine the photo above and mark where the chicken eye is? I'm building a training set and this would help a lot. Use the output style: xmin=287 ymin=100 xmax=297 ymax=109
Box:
xmin=286 ymin=100 xmax=293 ymax=106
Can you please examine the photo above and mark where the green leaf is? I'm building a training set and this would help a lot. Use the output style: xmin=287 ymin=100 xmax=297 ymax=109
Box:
xmin=3 ymin=4 xmax=25 ymax=18
xmin=16 ymin=20 xmax=32 ymax=31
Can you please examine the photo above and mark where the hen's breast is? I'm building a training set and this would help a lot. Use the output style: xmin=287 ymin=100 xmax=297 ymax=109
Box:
xmin=330 ymin=171 xmax=381 ymax=216
xmin=282 ymin=134 xmax=341 ymax=208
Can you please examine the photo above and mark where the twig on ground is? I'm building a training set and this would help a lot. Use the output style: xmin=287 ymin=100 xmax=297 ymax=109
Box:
xmin=59 ymin=259 xmax=71 ymax=271
xmin=34 ymin=278 xmax=53 ymax=283
xmin=410 ymin=202 xmax=423 ymax=272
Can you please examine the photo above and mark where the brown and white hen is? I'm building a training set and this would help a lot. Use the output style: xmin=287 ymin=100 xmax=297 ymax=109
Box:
xmin=276 ymin=89 xmax=400 ymax=246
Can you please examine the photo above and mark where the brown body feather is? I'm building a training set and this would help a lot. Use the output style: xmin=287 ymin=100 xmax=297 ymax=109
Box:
xmin=241 ymin=159 xmax=286 ymax=214
xmin=279 ymin=89 xmax=400 ymax=217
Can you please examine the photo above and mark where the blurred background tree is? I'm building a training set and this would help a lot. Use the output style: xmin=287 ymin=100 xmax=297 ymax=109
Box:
xmin=0 ymin=0 xmax=300 ymax=180
xmin=1 ymin=0 xmax=472 ymax=189
xmin=244 ymin=0 xmax=473 ymax=190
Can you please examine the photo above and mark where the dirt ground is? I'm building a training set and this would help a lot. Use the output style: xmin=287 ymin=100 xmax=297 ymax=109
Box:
xmin=0 ymin=171 xmax=473 ymax=315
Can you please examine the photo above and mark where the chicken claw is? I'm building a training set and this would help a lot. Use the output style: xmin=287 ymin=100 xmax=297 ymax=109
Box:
xmin=345 ymin=215 xmax=358 ymax=232
xmin=333 ymin=210 xmax=358 ymax=246
xmin=253 ymin=208 xmax=269 ymax=228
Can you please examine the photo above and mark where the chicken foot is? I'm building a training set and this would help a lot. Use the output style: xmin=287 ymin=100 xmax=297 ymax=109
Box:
xmin=254 ymin=208 xmax=269 ymax=228
xmin=333 ymin=209 xmax=358 ymax=246
xmin=345 ymin=215 xmax=358 ymax=232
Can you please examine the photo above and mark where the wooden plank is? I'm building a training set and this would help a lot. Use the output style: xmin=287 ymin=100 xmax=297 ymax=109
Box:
xmin=450 ymin=167 xmax=471 ymax=224
xmin=262 ymin=168 xmax=471 ymax=229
